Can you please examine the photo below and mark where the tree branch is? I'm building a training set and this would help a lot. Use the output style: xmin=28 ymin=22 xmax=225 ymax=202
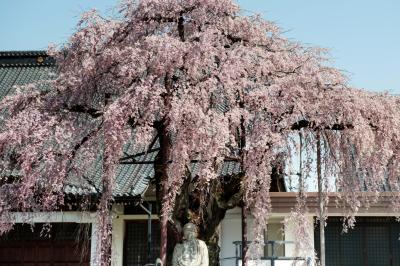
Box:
xmin=61 ymin=104 xmax=103 ymax=118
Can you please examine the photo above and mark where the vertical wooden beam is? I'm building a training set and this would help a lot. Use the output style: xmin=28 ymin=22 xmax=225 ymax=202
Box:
xmin=317 ymin=133 xmax=326 ymax=266
xmin=241 ymin=201 xmax=248 ymax=266
xmin=160 ymin=173 xmax=168 ymax=266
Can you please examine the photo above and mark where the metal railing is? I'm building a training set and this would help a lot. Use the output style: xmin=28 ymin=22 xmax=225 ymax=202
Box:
xmin=144 ymin=258 xmax=162 ymax=266
xmin=219 ymin=240 xmax=312 ymax=266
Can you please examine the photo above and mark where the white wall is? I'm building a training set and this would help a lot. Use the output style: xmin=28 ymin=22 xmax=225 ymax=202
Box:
xmin=283 ymin=216 xmax=314 ymax=258
xmin=220 ymin=210 xmax=243 ymax=266
xmin=220 ymin=208 xmax=302 ymax=266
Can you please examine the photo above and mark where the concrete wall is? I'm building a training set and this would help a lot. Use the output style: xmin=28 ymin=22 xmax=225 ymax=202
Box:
xmin=11 ymin=206 xmax=399 ymax=266
xmin=220 ymin=210 xmax=243 ymax=266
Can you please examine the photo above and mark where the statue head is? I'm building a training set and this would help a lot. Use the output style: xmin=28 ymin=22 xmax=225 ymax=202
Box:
xmin=182 ymin=222 xmax=198 ymax=240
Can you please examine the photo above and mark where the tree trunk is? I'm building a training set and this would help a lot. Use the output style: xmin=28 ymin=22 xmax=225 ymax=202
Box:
xmin=207 ymin=230 xmax=221 ymax=266
xmin=156 ymin=72 xmax=175 ymax=266
xmin=170 ymin=174 xmax=243 ymax=266
xmin=154 ymin=121 xmax=171 ymax=266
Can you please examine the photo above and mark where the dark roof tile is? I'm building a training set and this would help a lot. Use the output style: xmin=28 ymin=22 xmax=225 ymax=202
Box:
xmin=0 ymin=51 xmax=154 ymax=199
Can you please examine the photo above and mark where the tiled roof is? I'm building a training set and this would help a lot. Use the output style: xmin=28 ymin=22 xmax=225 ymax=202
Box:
xmin=0 ymin=51 xmax=157 ymax=199
xmin=0 ymin=51 xmax=245 ymax=199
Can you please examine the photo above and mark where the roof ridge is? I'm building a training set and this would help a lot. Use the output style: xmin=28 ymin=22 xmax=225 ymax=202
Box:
xmin=0 ymin=62 xmax=55 ymax=67
xmin=0 ymin=51 xmax=48 ymax=57
xmin=0 ymin=51 xmax=55 ymax=67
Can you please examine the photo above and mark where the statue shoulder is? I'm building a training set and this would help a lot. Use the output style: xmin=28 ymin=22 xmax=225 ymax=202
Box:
xmin=197 ymin=239 xmax=207 ymax=248
xmin=197 ymin=239 xmax=209 ymax=265
xmin=174 ymin=242 xmax=183 ymax=251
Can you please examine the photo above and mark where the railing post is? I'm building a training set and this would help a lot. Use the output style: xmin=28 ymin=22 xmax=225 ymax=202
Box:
xmin=271 ymin=241 xmax=275 ymax=266
xmin=231 ymin=240 xmax=309 ymax=266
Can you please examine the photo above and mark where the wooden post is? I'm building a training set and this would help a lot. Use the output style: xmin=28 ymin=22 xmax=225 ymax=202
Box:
xmin=241 ymin=201 xmax=248 ymax=266
xmin=159 ymin=160 xmax=168 ymax=266
xmin=317 ymin=133 xmax=326 ymax=266
xmin=160 ymin=212 xmax=167 ymax=265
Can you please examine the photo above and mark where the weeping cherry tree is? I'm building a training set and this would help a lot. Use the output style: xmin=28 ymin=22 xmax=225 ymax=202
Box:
xmin=1 ymin=0 xmax=400 ymax=265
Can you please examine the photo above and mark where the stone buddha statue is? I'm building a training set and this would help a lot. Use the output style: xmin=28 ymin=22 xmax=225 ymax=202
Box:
xmin=172 ymin=223 xmax=209 ymax=266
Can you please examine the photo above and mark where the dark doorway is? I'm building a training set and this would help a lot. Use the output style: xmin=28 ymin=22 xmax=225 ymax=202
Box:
xmin=0 ymin=223 xmax=91 ymax=266
xmin=315 ymin=217 xmax=400 ymax=266
xmin=123 ymin=220 xmax=178 ymax=266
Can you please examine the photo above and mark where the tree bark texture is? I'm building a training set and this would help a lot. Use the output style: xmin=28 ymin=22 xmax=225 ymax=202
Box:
xmin=154 ymin=121 xmax=171 ymax=266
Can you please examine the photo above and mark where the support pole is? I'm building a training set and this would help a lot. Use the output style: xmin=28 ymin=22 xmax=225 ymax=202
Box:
xmin=139 ymin=202 xmax=153 ymax=263
xmin=241 ymin=201 xmax=248 ymax=266
xmin=317 ymin=133 xmax=326 ymax=266
xmin=148 ymin=203 xmax=152 ymax=263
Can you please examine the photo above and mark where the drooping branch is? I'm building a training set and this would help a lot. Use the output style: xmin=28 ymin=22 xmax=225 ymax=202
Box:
xmin=290 ymin=119 xmax=354 ymax=131
xmin=65 ymin=120 xmax=104 ymax=173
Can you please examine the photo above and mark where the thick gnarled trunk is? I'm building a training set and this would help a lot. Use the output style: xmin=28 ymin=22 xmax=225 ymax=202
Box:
xmin=169 ymin=174 xmax=243 ymax=266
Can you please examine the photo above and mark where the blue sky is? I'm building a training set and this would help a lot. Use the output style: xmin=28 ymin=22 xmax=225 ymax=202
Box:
xmin=0 ymin=0 xmax=399 ymax=93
